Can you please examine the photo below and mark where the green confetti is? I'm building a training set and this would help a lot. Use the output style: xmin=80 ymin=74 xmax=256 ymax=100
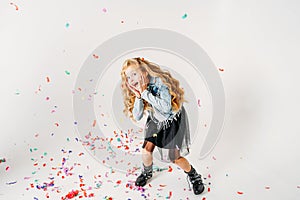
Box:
xmin=15 ymin=89 xmax=20 ymax=95
xmin=43 ymin=152 xmax=47 ymax=156
xmin=65 ymin=70 xmax=70 ymax=75
xmin=32 ymin=171 xmax=37 ymax=175
xmin=65 ymin=23 xmax=70 ymax=28
xmin=182 ymin=13 xmax=187 ymax=19
xmin=67 ymin=138 xmax=70 ymax=142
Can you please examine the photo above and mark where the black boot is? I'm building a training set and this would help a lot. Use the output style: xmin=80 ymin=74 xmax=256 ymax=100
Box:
xmin=185 ymin=165 xmax=205 ymax=195
xmin=135 ymin=163 xmax=153 ymax=187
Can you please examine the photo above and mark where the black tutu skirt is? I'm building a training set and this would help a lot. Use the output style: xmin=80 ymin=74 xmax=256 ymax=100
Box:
xmin=144 ymin=106 xmax=191 ymax=162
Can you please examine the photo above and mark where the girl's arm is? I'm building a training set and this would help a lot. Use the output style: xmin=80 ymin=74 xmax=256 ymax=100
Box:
xmin=132 ymin=97 xmax=144 ymax=121
xmin=141 ymin=81 xmax=172 ymax=113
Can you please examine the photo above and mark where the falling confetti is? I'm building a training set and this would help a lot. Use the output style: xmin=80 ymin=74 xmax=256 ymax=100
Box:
xmin=46 ymin=76 xmax=50 ymax=83
xmin=65 ymin=70 xmax=71 ymax=75
xmin=197 ymin=99 xmax=201 ymax=107
xmin=6 ymin=181 xmax=17 ymax=185
xmin=15 ymin=89 xmax=20 ymax=95
xmin=237 ymin=191 xmax=244 ymax=195
xmin=0 ymin=158 xmax=6 ymax=163
xmin=102 ymin=8 xmax=107 ymax=12
xmin=182 ymin=13 xmax=187 ymax=19
xmin=65 ymin=23 xmax=70 ymax=28
xmin=219 ymin=68 xmax=224 ymax=72
xmin=9 ymin=2 xmax=19 ymax=10
xmin=93 ymin=54 xmax=99 ymax=59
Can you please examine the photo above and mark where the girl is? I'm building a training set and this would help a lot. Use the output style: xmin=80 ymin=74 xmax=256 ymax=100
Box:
xmin=120 ymin=57 xmax=204 ymax=195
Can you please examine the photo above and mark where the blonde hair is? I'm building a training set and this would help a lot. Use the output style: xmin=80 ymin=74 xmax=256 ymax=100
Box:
xmin=120 ymin=57 xmax=185 ymax=120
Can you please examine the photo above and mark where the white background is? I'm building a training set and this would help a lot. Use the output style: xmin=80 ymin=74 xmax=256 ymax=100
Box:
xmin=1 ymin=0 xmax=300 ymax=199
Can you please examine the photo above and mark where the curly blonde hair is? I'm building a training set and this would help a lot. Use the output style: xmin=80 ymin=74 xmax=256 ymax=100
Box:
xmin=120 ymin=57 xmax=185 ymax=120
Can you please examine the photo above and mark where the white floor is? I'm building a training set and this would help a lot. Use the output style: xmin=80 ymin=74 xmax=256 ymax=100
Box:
xmin=1 ymin=0 xmax=300 ymax=199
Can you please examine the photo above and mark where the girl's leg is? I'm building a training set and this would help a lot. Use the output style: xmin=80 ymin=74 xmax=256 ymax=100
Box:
xmin=142 ymin=141 xmax=155 ymax=166
xmin=173 ymin=156 xmax=192 ymax=172
xmin=135 ymin=141 xmax=155 ymax=187
xmin=171 ymin=150 xmax=204 ymax=195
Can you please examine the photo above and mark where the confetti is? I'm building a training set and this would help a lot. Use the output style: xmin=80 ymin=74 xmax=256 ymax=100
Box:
xmin=0 ymin=158 xmax=6 ymax=163
xmin=265 ymin=186 xmax=270 ymax=189
xmin=219 ymin=68 xmax=224 ymax=72
xmin=9 ymin=2 xmax=19 ymax=10
xmin=65 ymin=23 xmax=70 ymax=28
xmin=6 ymin=181 xmax=17 ymax=185
xmin=92 ymin=54 xmax=99 ymax=59
xmin=237 ymin=191 xmax=244 ymax=195
xmin=65 ymin=70 xmax=71 ymax=75
xmin=92 ymin=120 xmax=97 ymax=127
xmin=197 ymin=99 xmax=201 ymax=107
xmin=102 ymin=8 xmax=107 ymax=12
xmin=15 ymin=89 xmax=20 ymax=95
xmin=182 ymin=13 xmax=187 ymax=19
xmin=46 ymin=76 xmax=50 ymax=83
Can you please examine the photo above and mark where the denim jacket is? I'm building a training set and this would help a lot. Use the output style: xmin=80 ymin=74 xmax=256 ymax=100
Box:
xmin=132 ymin=76 xmax=174 ymax=122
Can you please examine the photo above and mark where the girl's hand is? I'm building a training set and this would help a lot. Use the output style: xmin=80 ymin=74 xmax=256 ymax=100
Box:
xmin=126 ymin=81 xmax=141 ymax=98
xmin=139 ymin=75 xmax=148 ymax=93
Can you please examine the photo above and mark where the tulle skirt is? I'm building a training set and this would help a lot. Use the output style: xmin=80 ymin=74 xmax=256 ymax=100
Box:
xmin=144 ymin=106 xmax=191 ymax=162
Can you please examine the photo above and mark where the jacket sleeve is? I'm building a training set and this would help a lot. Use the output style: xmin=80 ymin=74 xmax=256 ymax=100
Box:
xmin=132 ymin=97 xmax=144 ymax=121
xmin=141 ymin=79 xmax=172 ymax=113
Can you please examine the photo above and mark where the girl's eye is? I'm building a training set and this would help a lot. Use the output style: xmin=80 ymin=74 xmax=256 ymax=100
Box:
xmin=127 ymin=77 xmax=130 ymax=80
xmin=133 ymin=73 xmax=136 ymax=76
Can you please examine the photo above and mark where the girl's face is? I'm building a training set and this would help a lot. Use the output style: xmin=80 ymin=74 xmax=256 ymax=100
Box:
xmin=124 ymin=65 xmax=144 ymax=89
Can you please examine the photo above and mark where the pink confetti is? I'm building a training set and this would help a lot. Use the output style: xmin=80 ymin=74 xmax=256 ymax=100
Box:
xmin=197 ymin=99 xmax=201 ymax=107
xmin=265 ymin=186 xmax=270 ymax=189
xmin=212 ymin=156 xmax=216 ymax=160
xmin=208 ymin=174 xmax=211 ymax=178
xmin=92 ymin=54 xmax=99 ymax=59
xmin=6 ymin=166 xmax=10 ymax=171
xmin=102 ymin=8 xmax=107 ymax=12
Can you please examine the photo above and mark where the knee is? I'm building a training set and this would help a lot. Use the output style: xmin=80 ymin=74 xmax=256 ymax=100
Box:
xmin=171 ymin=156 xmax=182 ymax=164
xmin=142 ymin=148 xmax=152 ymax=155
